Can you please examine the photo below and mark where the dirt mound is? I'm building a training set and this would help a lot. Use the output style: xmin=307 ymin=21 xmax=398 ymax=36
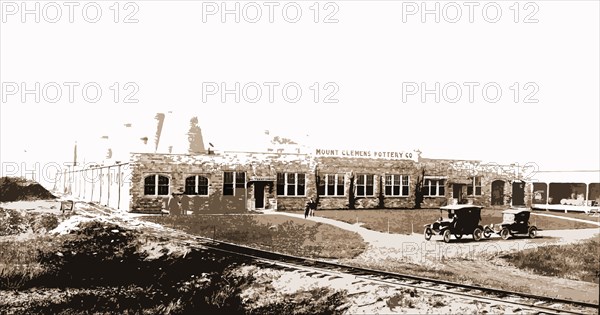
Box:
xmin=0 ymin=177 xmax=56 ymax=202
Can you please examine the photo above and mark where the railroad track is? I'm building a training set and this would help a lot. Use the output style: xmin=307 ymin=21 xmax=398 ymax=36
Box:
xmin=72 ymin=203 xmax=598 ymax=314
xmin=193 ymin=238 xmax=598 ymax=315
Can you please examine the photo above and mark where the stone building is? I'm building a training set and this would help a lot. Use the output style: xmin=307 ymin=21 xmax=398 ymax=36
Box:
xmin=122 ymin=149 xmax=534 ymax=213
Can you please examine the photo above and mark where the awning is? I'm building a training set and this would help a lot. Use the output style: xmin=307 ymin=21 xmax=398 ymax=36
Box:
xmin=529 ymin=171 xmax=600 ymax=184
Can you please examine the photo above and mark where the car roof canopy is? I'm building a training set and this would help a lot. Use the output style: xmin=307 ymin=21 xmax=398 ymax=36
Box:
xmin=440 ymin=205 xmax=484 ymax=210
xmin=502 ymin=209 xmax=531 ymax=214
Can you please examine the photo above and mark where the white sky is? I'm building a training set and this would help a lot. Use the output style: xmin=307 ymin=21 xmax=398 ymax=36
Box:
xmin=1 ymin=0 xmax=599 ymax=176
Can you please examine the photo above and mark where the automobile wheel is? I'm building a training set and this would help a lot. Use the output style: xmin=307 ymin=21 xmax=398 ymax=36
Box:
xmin=483 ymin=227 xmax=492 ymax=239
xmin=528 ymin=226 xmax=537 ymax=239
xmin=442 ymin=229 xmax=451 ymax=243
xmin=500 ymin=228 xmax=510 ymax=240
xmin=454 ymin=234 xmax=463 ymax=240
xmin=473 ymin=228 xmax=483 ymax=241
xmin=424 ymin=227 xmax=433 ymax=241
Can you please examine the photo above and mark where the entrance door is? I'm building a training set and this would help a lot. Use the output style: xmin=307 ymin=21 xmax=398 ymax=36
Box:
xmin=491 ymin=180 xmax=505 ymax=205
xmin=512 ymin=181 xmax=525 ymax=206
xmin=452 ymin=184 xmax=464 ymax=203
xmin=254 ymin=182 xmax=265 ymax=209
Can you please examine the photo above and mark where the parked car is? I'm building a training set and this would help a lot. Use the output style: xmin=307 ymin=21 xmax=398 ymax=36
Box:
xmin=424 ymin=205 xmax=485 ymax=243
xmin=483 ymin=207 xmax=537 ymax=240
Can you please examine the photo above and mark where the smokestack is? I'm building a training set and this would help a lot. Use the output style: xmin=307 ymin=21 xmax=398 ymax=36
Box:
xmin=154 ymin=113 xmax=166 ymax=153
xmin=187 ymin=116 xmax=207 ymax=154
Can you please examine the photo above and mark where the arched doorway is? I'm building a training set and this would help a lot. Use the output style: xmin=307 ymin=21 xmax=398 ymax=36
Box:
xmin=491 ymin=180 xmax=505 ymax=205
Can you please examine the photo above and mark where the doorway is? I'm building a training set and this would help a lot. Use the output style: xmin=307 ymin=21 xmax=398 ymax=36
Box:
xmin=254 ymin=182 xmax=265 ymax=209
xmin=452 ymin=184 xmax=465 ymax=203
xmin=491 ymin=180 xmax=505 ymax=205
xmin=512 ymin=181 xmax=525 ymax=206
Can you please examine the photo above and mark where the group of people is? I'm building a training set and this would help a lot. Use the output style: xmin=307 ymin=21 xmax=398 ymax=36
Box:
xmin=166 ymin=191 xmax=189 ymax=215
xmin=304 ymin=198 xmax=317 ymax=218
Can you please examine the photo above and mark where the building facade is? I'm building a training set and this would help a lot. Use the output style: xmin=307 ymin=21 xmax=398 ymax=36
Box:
xmin=125 ymin=149 xmax=536 ymax=213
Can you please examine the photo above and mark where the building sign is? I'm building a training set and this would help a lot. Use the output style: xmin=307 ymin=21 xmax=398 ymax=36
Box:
xmin=249 ymin=176 xmax=276 ymax=181
xmin=314 ymin=149 xmax=420 ymax=161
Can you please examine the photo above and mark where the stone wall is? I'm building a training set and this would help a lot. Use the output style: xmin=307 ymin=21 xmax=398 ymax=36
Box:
xmin=129 ymin=153 xmax=523 ymax=213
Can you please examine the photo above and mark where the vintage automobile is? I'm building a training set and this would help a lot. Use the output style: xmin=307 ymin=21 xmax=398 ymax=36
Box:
xmin=483 ymin=208 xmax=537 ymax=240
xmin=424 ymin=205 xmax=485 ymax=243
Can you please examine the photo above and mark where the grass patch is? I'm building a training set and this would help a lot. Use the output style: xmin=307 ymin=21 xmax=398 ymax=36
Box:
xmin=502 ymin=236 xmax=600 ymax=283
xmin=288 ymin=209 xmax=598 ymax=234
xmin=0 ymin=236 xmax=61 ymax=290
xmin=144 ymin=214 xmax=366 ymax=259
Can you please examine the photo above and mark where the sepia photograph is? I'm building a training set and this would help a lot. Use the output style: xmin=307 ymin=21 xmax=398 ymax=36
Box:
xmin=1 ymin=0 xmax=599 ymax=314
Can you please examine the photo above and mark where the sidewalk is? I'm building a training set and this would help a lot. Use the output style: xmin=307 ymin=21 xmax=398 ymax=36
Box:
xmin=260 ymin=210 xmax=430 ymax=248
xmin=532 ymin=212 xmax=600 ymax=226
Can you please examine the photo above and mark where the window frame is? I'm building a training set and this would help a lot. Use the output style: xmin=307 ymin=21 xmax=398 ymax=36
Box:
xmin=319 ymin=173 xmax=345 ymax=196
xmin=467 ymin=176 xmax=482 ymax=196
xmin=185 ymin=175 xmax=210 ymax=196
xmin=422 ymin=177 xmax=446 ymax=197
xmin=276 ymin=172 xmax=306 ymax=197
xmin=143 ymin=174 xmax=170 ymax=196
xmin=355 ymin=174 xmax=375 ymax=197
xmin=384 ymin=174 xmax=410 ymax=197
xmin=223 ymin=171 xmax=246 ymax=196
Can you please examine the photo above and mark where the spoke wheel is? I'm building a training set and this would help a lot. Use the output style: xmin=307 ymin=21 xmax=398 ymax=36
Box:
xmin=483 ymin=227 xmax=492 ymax=239
xmin=442 ymin=229 xmax=451 ymax=243
xmin=500 ymin=228 xmax=510 ymax=240
xmin=528 ymin=226 xmax=537 ymax=239
xmin=424 ymin=227 xmax=433 ymax=241
xmin=473 ymin=227 xmax=482 ymax=241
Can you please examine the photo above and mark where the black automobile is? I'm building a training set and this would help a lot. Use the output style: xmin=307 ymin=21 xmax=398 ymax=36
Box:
xmin=483 ymin=208 xmax=538 ymax=240
xmin=424 ymin=205 xmax=485 ymax=243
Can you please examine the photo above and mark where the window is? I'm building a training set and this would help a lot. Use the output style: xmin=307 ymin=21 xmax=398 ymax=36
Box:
xmin=467 ymin=176 xmax=482 ymax=196
xmin=277 ymin=173 xmax=306 ymax=196
xmin=223 ymin=171 xmax=245 ymax=195
xmin=185 ymin=175 xmax=209 ymax=196
xmin=356 ymin=174 xmax=374 ymax=197
xmin=144 ymin=175 xmax=169 ymax=196
xmin=422 ymin=178 xmax=446 ymax=197
xmin=318 ymin=174 xmax=345 ymax=196
xmin=385 ymin=174 xmax=410 ymax=196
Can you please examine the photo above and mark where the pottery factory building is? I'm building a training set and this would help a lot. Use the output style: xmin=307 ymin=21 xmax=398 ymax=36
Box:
xmin=58 ymin=114 xmax=594 ymax=213
xmin=121 ymin=149 xmax=534 ymax=214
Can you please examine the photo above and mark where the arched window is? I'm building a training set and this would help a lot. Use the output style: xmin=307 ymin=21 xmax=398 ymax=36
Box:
xmin=185 ymin=175 xmax=209 ymax=196
xmin=144 ymin=175 xmax=170 ymax=196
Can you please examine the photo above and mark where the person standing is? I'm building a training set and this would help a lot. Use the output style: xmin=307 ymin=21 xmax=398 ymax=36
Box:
xmin=309 ymin=198 xmax=316 ymax=217
xmin=304 ymin=199 xmax=311 ymax=218
xmin=168 ymin=192 xmax=182 ymax=215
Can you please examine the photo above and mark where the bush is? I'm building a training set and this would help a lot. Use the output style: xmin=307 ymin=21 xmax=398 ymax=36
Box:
xmin=30 ymin=214 xmax=59 ymax=233
xmin=0 ymin=208 xmax=28 ymax=236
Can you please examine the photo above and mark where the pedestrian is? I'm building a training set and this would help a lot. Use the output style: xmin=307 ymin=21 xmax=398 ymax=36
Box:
xmin=304 ymin=201 xmax=310 ymax=219
xmin=309 ymin=198 xmax=316 ymax=217
xmin=168 ymin=192 xmax=182 ymax=215
xmin=180 ymin=193 xmax=190 ymax=215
